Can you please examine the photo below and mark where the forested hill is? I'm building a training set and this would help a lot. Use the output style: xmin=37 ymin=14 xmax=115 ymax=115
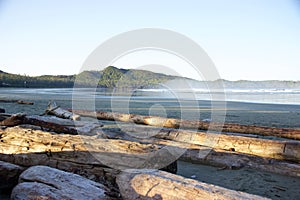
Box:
xmin=1 ymin=66 xmax=300 ymax=89
xmin=0 ymin=66 xmax=176 ymax=88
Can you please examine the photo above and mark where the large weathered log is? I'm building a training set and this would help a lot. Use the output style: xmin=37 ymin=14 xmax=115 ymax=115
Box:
xmin=98 ymin=128 xmax=300 ymax=177
xmin=104 ymin=124 xmax=300 ymax=163
xmin=1 ymin=126 xmax=299 ymax=179
xmin=116 ymin=169 xmax=270 ymax=200
xmin=11 ymin=165 xmax=109 ymax=200
xmin=0 ymin=127 xmax=172 ymax=172
xmin=153 ymin=129 xmax=300 ymax=163
xmin=71 ymin=109 xmax=300 ymax=140
xmin=46 ymin=101 xmax=80 ymax=120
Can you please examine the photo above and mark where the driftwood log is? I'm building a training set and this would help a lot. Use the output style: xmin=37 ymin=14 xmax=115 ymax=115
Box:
xmin=0 ymin=127 xmax=179 ymax=173
xmin=17 ymin=100 xmax=34 ymax=105
xmin=11 ymin=166 xmax=109 ymax=200
xmin=45 ymin=101 xmax=80 ymax=120
xmin=153 ymin=129 xmax=300 ymax=163
xmin=1 ymin=126 xmax=299 ymax=177
xmin=0 ymin=114 xmax=101 ymax=134
xmin=104 ymin=124 xmax=300 ymax=163
xmin=0 ymin=99 xmax=33 ymax=105
xmin=99 ymin=127 xmax=300 ymax=177
xmin=116 ymin=169 xmax=270 ymax=200
xmin=71 ymin=109 xmax=300 ymax=140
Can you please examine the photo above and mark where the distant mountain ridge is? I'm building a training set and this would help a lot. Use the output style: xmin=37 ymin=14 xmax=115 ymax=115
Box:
xmin=1 ymin=66 xmax=300 ymax=89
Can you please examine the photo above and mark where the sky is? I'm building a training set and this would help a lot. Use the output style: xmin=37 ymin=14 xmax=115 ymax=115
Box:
xmin=0 ymin=0 xmax=300 ymax=81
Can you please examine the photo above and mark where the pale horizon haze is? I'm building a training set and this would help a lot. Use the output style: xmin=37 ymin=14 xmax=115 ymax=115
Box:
xmin=0 ymin=0 xmax=300 ymax=81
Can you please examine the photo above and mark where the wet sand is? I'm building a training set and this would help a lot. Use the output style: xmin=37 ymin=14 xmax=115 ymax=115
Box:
xmin=178 ymin=161 xmax=300 ymax=200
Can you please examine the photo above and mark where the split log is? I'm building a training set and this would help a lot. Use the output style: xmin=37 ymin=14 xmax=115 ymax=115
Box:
xmin=71 ymin=109 xmax=300 ymax=140
xmin=11 ymin=166 xmax=109 ymax=200
xmin=116 ymin=169 xmax=270 ymax=200
xmin=45 ymin=101 xmax=80 ymax=120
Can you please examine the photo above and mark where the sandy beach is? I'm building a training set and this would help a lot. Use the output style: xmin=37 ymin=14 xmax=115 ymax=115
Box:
xmin=1 ymin=88 xmax=300 ymax=199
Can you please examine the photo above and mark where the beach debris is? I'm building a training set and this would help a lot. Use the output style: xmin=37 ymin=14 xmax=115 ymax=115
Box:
xmin=70 ymin=109 xmax=300 ymax=140
xmin=0 ymin=113 xmax=101 ymax=134
xmin=44 ymin=101 xmax=80 ymax=120
xmin=116 ymin=169 xmax=270 ymax=200
xmin=0 ymin=113 xmax=26 ymax=127
xmin=11 ymin=165 xmax=109 ymax=200
xmin=17 ymin=100 xmax=34 ymax=105
xmin=151 ymin=128 xmax=300 ymax=164
xmin=0 ymin=99 xmax=34 ymax=105
xmin=272 ymin=185 xmax=287 ymax=191
xmin=190 ymin=174 xmax=197 ymax=178
xmin=202 ymin=118 xmax=212 ymax=122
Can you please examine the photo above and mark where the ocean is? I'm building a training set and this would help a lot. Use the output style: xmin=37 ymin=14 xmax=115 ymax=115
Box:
xmin=1 ymin=87 xmax=300 ymax=129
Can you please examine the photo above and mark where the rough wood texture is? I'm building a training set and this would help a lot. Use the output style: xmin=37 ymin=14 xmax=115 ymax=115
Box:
xmin=117 ymin=169 xmax=270 ymax=200
xmin=1 ymin=126 xmax=299 ymax=179
xmin=0 ymin=127 xmax=164 ymax=171
xmin=107 ymin=124 xmax=300 ymax=163
xmin=71 ymin=109 xmax=300 ymax=140
xmin=46 ymin=101 xmax=80 ymax=120
xmin=99 ymin=128 xmax=300 ymax=177
xmin=11 ymin=165 xmax=109 ymax=200
xmin=153 ymin=129 xmax=300 ymax=163
xmin=0 ymin=161 xmax=24 ymax=191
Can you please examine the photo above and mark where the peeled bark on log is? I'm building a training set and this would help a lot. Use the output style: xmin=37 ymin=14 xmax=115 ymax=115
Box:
xmin=11 ymin=165 xmax=109 ymax=200
xmin=71 ymin=109 xmax=300 ymax=140
xmin=46 ymin=101 xmax=80 ymax=120
xmin=116 ymin=169 xmax=270 ymax=200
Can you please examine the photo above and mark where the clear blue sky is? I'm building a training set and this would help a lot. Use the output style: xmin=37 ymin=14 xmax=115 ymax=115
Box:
xmin=0 ymin=0 xmax=300 ymax=80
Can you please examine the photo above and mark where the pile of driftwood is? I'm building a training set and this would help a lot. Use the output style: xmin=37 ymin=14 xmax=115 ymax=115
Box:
xmin=1 ymin=101 xmax=300 ymax=199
